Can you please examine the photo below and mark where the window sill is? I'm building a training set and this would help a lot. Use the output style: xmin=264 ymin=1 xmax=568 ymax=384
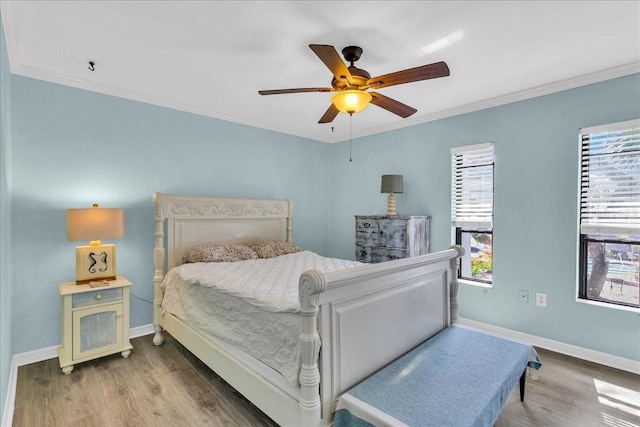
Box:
xmin=575 ymin=298 xmax=640 ymax=314
xmin=458 ymin=278 xmax=493 ymax=289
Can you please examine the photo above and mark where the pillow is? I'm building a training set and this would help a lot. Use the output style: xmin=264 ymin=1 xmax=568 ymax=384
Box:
xmin=249 ymin=240 xmax=302 ymax=259
xmin=182 ymin=244 xmax=258 ymax=263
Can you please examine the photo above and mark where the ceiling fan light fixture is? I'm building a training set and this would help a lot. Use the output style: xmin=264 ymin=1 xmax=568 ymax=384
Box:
xmin=331 ymin=90 xmax=372 ymax=115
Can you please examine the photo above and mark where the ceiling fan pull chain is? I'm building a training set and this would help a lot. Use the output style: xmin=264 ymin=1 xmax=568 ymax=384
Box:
xmin=349 ymin=113 xmax=353 ymax=162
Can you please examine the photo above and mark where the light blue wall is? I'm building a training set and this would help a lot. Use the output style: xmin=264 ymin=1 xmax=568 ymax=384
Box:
xmin=0 ymin=16 xmax=13 ymax=420
xmin=6 ymin=62 xmax=640 ymax=365
xmin=10 ymin=76 xmax=331 ymax=354
xmin=328 ymin=73 xmax=640 ymax=361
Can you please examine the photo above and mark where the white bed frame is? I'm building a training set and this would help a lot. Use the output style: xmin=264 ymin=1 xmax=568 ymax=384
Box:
xmin=152 ymin=193 xmax=463 ymax=426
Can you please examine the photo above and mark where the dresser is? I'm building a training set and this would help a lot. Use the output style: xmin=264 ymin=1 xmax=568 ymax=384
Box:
xmin=58 ymin=277 xmax=133 ymax=374
xmin=355 ymin=215 xmax=430 ymax=263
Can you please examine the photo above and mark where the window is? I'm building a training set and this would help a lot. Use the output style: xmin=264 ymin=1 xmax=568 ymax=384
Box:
xmin=578 ymin=119 xmax=639 ymax=309
xmin=451 ymin=143 xmax=495 ymax=284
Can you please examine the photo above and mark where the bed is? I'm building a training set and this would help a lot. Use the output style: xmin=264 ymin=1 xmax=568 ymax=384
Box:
xmin=152 ymin=193 xmax=464 ymax=426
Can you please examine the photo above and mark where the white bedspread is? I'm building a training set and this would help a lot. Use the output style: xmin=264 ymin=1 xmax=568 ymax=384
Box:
xmin=161 ymin=251 xmax=363 ymax=386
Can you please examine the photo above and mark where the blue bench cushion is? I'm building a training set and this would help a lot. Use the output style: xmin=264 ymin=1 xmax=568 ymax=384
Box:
xmin=334 ymin=325 xmax=541 ymax=427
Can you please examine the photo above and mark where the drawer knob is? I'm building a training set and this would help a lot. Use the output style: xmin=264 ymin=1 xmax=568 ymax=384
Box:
xmin=95 ymin=294 xmax=102 ymax=300
xmin=363 ymin=222 xmax=371 ymax=228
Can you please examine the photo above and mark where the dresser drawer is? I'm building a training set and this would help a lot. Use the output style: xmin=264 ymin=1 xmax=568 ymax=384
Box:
xmin=356 ymin=230 xmax=379 ymax=245
xmin=356 ymin=219 xmax=379 ymax=233
xmin=379 ymin=219 xmax=408 ymax=249
xmin=356 ymin=218 xmax=379 ymax=246
xmin=372 ymin=248 xmax=407 ymax=263
xmin=356 ymin=244 xmax=374 ymax=263
xmin=72 ymin=288 xmax=123 ymax=308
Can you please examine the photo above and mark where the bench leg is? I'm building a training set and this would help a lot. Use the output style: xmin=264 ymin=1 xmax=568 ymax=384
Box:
xmin=519 ymin=369 xmax=526 ymax=402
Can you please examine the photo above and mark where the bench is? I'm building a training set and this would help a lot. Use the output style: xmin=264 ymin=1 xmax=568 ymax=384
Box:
xmin=334 ymin=325 xmax=542 ymax=427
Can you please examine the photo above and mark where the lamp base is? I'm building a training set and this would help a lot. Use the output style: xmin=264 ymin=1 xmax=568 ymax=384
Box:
xmin=75 ymin=243 xmax=117 ymax=284
xmin=386 ymin=193 xmax=398 ymax=216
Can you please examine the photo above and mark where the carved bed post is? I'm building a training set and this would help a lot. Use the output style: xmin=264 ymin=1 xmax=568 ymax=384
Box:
xmin=449 ymin=245 xmax=465 ymax=324
xmin=152 ymin=194 xmax=166 ymax=345
xmin=298 ymin=269 xmax=326 ymax=426
xmin=286 ymin=199 xmax=294 ymax=243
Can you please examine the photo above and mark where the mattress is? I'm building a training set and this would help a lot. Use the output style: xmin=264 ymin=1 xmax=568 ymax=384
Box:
xmin=161 ymin=250 xmax=363 ymax=386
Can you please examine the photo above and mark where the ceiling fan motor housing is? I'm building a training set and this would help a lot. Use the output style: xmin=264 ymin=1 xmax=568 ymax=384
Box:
xmin=332 ymin=46 xmax=370 ymax=90
xmin=332 ymin=67 xmax=370 ymax=90
xmin=342 ymin=46 xmax=363 ymax=63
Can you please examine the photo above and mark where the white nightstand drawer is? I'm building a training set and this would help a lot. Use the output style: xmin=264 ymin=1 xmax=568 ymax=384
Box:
xmin=72 ymin=287 xmax=123 ymax=308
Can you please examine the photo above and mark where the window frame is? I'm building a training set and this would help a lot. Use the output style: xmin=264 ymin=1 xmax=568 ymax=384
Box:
xmin=577 ymin=119 xmax=639 ymax=309
xmin=455 ymin=228 xmax=493 ymax=285
xmin=451 ymin=142 xmax=495 ymax=286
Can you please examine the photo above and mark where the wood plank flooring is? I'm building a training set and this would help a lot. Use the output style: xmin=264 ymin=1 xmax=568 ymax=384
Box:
xmin=12 ymin=333 xmax=640 ymax=426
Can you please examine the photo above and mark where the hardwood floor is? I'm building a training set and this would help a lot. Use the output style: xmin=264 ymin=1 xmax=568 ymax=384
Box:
xmin=495 ymin=348 xmax=639 ymax=427
xmin=12 ymin=333 xmax=640 ymax=426
xmin=13 ymin=334 xmax=278 ymax=427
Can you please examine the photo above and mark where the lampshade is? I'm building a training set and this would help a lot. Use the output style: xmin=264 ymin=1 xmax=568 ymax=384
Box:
xmin=381 ymin=175 xmax=404 ymax=194
xmin=331 ymin=90 xmax=372 ymax=114
xmin=67 ymin=204 xmax=124 ymax=243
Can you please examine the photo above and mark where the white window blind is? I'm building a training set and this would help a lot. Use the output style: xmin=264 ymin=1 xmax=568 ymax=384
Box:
xmin=451 ymin=142 xmax=495 ymax=229
xmin=579 ymin=119 xmax=640 ymax=236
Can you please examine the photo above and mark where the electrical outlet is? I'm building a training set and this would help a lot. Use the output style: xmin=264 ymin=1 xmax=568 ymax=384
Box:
xmin=536 ymin=292 xmax=547 ymax=307
xmin=519 ymin=290 xmax=529 ymax=303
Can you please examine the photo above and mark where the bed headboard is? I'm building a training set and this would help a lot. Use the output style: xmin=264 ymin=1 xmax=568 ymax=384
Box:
xmin=153 ymin=193 xmax=294 ymax=270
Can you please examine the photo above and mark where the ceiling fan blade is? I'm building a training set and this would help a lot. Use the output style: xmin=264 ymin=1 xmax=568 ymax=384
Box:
xmin=369 ymin=92 xmax=417 ymax=118
xmin=259 ymin=87 xmax=334 ymax=95
xmin=368 ymin=61 xmax=450 ymax=89
xmin=309 ymin=44 xmax=354 ymax=85
xmin=318 ymin=104 xmax=340 ymax=124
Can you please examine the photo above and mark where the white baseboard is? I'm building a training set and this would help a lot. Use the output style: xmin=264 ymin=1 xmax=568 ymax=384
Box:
xmin=458 ymin=317 xmax=640 ymax=374
xmin=1 ymin=323 xmax=154 ymax=427
xmin=1 ymin=354 xmax=17 ymax=427
xmin=130 ymin=323 xmax=155 ymax=339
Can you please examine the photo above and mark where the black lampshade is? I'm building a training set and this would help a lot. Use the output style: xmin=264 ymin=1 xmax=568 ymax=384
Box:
xmin=381 ymin=175 xmax=403 ymax=194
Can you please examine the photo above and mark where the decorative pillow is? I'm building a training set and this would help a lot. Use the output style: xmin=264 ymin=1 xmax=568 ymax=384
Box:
xmin=182 ymin=244 xmax=258 ymax=263
xmin=249 ymin=240 xmax=303 ymax=259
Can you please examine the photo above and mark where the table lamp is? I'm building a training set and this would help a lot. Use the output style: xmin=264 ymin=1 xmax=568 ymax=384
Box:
xmin=67 ymin=204 xmax=123 ymax=285
xmin=381 ymin=175 xmax=403 ymax=216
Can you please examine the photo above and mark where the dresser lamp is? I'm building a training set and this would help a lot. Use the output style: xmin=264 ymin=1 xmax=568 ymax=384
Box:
xmin=381 ymin=175 xmax=403 ymax=216
xmin=67 ymin=204 xmax=123 ymax=285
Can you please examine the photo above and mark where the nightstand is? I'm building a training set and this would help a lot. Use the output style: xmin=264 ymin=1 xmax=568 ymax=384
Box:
xmin=58 ymin=276 xmax=133 ymax=374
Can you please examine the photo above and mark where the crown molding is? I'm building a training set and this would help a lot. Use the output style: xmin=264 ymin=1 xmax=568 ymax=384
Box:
xmin=3 ymin=0 xmax=638 ymax=146
xmin=338 ymin=62 xmax=640 ymax=144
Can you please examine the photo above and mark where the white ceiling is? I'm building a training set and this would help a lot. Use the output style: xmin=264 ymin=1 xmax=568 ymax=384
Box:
xmin=1 ymin=1 xmax=639 ymax=143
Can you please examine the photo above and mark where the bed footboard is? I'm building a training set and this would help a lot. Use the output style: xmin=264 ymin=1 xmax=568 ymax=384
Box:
xmin=299 ymin=246 xmax=464 ymax=425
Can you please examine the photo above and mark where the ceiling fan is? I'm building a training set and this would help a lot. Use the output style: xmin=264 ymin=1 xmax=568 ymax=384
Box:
xmin=258 ymin=44 xmax=450 ymax=124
